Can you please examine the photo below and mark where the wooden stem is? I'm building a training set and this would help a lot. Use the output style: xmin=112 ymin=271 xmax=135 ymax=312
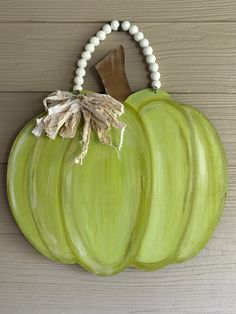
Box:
xmin=95 ymin=45 xmax=131 ymax=101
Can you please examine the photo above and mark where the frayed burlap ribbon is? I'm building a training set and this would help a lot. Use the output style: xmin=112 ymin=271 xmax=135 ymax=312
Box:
xmin=32 ymin=90 xmax=126 ymax=164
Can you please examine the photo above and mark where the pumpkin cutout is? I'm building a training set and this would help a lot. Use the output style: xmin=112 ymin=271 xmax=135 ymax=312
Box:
xmin=7 ymin=21 xmax=227 ymax=276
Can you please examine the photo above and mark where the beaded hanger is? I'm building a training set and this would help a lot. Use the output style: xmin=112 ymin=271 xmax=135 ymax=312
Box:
xmin=73 ymin=20 xmax=161 ymax=92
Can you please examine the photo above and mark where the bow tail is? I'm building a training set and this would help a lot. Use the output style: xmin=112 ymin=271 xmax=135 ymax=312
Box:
xmin=74 ymin=109 xmax=92 ymax=165
xmin=59 ymin=111 xmax=81 ymax=138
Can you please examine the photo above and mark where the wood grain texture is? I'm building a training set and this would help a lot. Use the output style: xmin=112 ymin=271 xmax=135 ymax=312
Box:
xmin=0 ymin=0 xmax=236 ymax=22
xmin=0 ymin=1 xmax=236 ymax=312
xmin=1 ymin=23 xmax=236 ymax=93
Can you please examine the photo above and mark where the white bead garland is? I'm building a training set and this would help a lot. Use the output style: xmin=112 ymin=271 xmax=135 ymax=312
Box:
xmin=77 ymin=59 xmax=87 ymax=68
xmin=146 ymin=54 xmax=156 ymax=64
xmin=134 ymin=31 xmax=144 ymax=42
xmin=73 ymin=85 xmax=82 ymax=91
xmin=143 ymin=46 xmax=153 ymax=56
xmin=121 ymin=21 xmax=130 ymax=31
xmin=151 ymin=71 xmax=161 ymax=81
xmin=103 ymin=24 xmax=112 ymax=34
xmin=139 ymin=38 xmax=149 ymax=48
xmin=74 ymin=20 xmax=161 ymax=92
xmin=149 ymin=62 xmax=159 ymax=72
xmin=74 ymin=76 xmax=84 ymax=85
xmin=81 ymin=51 xmax=91 ymax=61
xmin=76 ymin=68 xmax=86 ymax=77
xmin=151 ymin=80 xmax=161 ymax=89
xmin=96 ymin=30 xmax=106 ymax=41
xmin=129 ymin=25 xmax=139 ymax=35
xmin=85 ymin=43 xmax=95 ymax=53
xmin=90 ymin=36 xmax=100 ymax=46
xmin=111 ymin=20 xmax=120 ymax=31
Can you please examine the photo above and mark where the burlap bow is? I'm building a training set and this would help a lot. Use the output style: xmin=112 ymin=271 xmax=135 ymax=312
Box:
xmin=32 ymin=90 xmax=126 ymax=164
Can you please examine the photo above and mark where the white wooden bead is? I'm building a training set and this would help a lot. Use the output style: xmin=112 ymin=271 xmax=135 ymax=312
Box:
xmin=76 ymin=68 xmax=86 ymax=77
xmin=96 ymin=30 xmax=106 ymax=41
xmin=151 ymin=80 xmax=161 ymax=89
xmin=146 ymin=54 xmax=156 ymax=64
xmin=111 ymin=20 xmax=120 ymax=31
xmin=103 ymin=24 xmax=112 ymax=34
xmin=85 ymin=43 xmax=95 ymax=53
xmin=129 ymin=25 xmax=139 ymax=35
xmin=143 ymin=46 xmax=153 ymax=56
xmin=121 ymin=21 xmax=130 ymax=31
xmin=81 ymin=51 xmax=91 ymax=61
xmin=74 ymin=76 xmax=84 ymax=85
xmin=90 ymin=36 xmax=100 ymax=46
xmin=134 ymin=31 xmax=144 ymax=42
xmin=149 ymin=63 xmax=159 ymax=72
xmin=77 ymin=59 xmax=87 ymax=68
xmin=139 ymin=38 xmax=149 ymax=48
xmin=73 ymin=85 xmax=82 ymax=91
xmin=151 ymin=71 xmax=161 ymax=81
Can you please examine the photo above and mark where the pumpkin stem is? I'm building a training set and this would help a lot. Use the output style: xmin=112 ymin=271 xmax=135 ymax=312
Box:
xmin=95 ymin=45 xmax=131 ymax=102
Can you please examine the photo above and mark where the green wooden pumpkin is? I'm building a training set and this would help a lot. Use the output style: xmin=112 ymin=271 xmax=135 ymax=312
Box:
xmin=7 ymin=21 xmax=227 ymax=276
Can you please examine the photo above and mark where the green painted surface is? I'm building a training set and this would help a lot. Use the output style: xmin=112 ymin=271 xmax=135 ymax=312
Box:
xmin=7 ymin=89 xmax=227 ymax=275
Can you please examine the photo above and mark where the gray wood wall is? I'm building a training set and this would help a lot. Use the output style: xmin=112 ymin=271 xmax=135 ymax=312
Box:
xmin=0 ymin=1 xmax=236 ymax=313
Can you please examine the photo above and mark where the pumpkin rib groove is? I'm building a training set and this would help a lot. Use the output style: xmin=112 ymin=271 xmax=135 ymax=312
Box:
xmin=174 ymin=105 xmax=228 ymax=262
xmin=59 ymin=103 xmax=153 ymax=275
xmin=125 ymin=89 xmax=174 ymax=112
xmin=59 ymin=130 xmax=122 ymax=275
xmin=173 ymin=105 xmax=204 ymax=263
xmin=135 ymin=95 xmax=193 ymax=270
xmin=57 ymin=130 xmax=98 ymax=268
xmin=7 ymin=119 xmax=56 ymax=261
xmin=27 ymin=134 xmax=77 ymax=264
xmin=57 ymin=137 xmax=81 ymax=264
xmin=165 ymin=104 xmax=197 ymax=261
xmin=26 ymin=138 xmax=61 ymax=262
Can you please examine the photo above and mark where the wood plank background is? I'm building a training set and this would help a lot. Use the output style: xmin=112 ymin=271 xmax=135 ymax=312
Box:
xmin=0 ymin=1 xmax=236 ymax=313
